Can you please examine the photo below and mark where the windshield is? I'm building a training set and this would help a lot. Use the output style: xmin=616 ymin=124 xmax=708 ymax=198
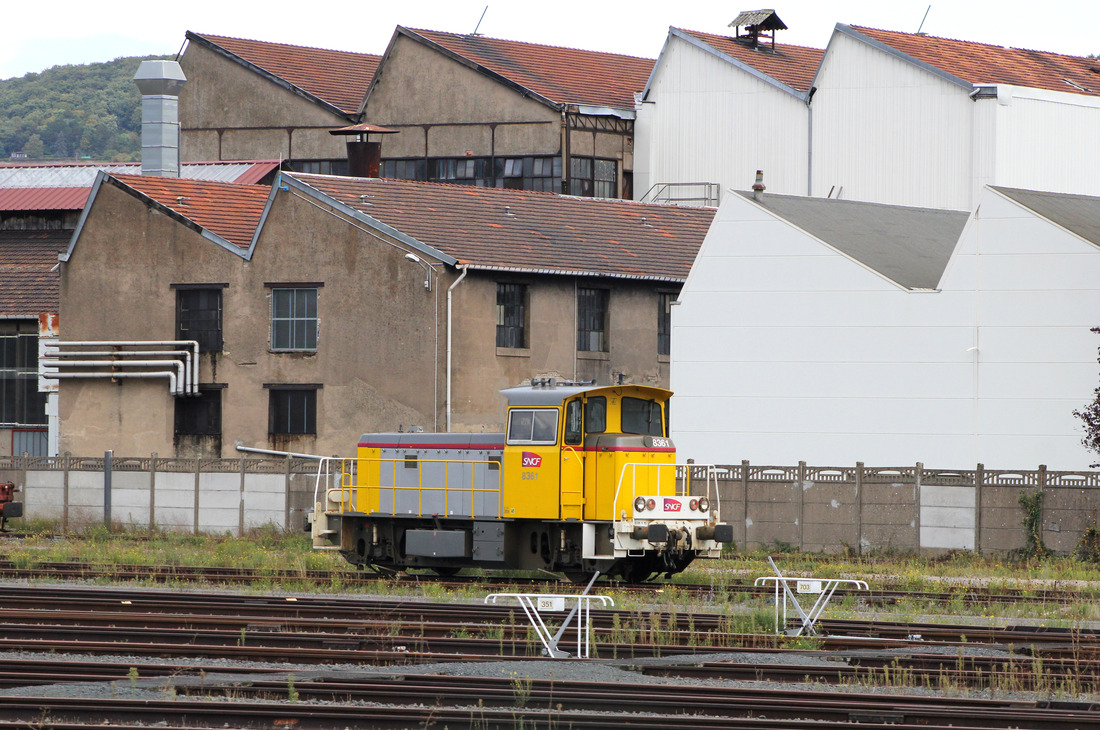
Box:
xmin=621 ymin=396 xmax=663 ymax=436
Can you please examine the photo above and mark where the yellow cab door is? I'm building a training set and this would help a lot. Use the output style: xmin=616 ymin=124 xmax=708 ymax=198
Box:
xmin=560 ymin=398 xmax=585 ymax=520
xmin=501 ymin=406 xmax=561 ymax=519
xmin=581 ymin=394 xmax=609 ymax=520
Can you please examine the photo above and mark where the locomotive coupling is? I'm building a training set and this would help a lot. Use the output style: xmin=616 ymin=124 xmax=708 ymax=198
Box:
xmin=631 ymin=523 xmax=669 ymax=542
xmin=696 ymin=523 xmax=735 ymax=543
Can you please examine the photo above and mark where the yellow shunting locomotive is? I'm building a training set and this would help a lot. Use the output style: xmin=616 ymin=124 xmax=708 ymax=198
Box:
xmin=309 ymin=381 xmax=733 ymax=581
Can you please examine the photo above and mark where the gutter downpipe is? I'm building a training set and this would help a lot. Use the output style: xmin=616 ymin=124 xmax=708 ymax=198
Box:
xmin=446 ymin=265 xmax=470 ymax=433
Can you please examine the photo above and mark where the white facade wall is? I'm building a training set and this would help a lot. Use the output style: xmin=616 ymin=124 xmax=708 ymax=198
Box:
xmin=671 ymin=188 xmax=1100 ymax=470
xmin=635 ymin=34 xmax=810 ymax=203
xmin=810 ymin=32 xmax=974 ymax=210
xmin=987 ymin=86 xmax=1100 ymax=198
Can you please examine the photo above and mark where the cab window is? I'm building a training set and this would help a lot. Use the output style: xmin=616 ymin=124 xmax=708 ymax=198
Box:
xmin=621 ymin=397 xmax=663 ymax=436
xmin=564 ymin=400 xmax=583 ymax=446
xmin=507 ymin=408 xmax=558 ymax=445
xmin=585 ymin=397 xmax=606 ymax=434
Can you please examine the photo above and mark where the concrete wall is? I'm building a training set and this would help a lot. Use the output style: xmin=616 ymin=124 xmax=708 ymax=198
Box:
xmin=0 ymin=455 xmax=320 ymax=535
xmin=702 ymin=461 xmax=1097 ymax=556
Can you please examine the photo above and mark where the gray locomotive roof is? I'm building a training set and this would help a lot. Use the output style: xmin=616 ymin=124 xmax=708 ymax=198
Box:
xmin=993 ymin=186 xmax=1100 ymax=247
xmin=736 ymin=191 xmax=967 ymax=289
xmin=500 ymin=383 xmax=673 ymax=407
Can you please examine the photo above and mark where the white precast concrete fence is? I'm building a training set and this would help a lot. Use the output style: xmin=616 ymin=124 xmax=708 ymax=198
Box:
xmin=0 ymin=454 xmax=324 ymax=536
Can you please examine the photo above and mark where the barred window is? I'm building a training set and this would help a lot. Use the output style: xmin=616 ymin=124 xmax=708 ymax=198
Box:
xmin=496 ymin=283 xmax=527 ymax=348
xmin=268 ymin=386 xmax=318 ymax=435
xmin=176 ymin=287 xmax=222 ymax=353
xmin=271 ymin=288 xmax=318 ymax=351
xmin=0 ymin=329 xmax=46 ymax=426
xmin=658 ymin=292 xmax=673 ymax=356
xmin=577 ymin=287 xmax=609 ymax=352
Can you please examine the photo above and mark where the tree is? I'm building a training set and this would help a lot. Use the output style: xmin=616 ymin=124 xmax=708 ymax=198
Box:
xmin=23 ymin=133 xmax=44 ymax=158
xmin=1073 ymin=326 xmax=1100 ymax=465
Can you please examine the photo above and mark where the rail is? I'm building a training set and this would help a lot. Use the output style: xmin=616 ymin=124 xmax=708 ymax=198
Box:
xmin=639 ymin=181 xmax=720 ymax=207
xmin=611 ymin=462 xmax=721 ymax=521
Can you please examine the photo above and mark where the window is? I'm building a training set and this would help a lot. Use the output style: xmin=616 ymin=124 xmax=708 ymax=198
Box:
xmin=569 ymin=157 xmax=617 ymax=198
xmin=585 ymin=397 xmax=606 ymax=434
xmin=268 ymin=386 xmax=318 ymax=435
xmin=622 ymin=397 xmax=664 ymax=436
xmin=577 ymin=287 xmax=609 ymax=352
xmin=496 ymin=283 xmax=527 ymax=348
xmin=564 ymin=399 xmax=583 ymax=445
xmin=288 ymin=159 xmax=348 ymax=176
xmin=271 ymin=288 xmax=318 ymax=351
xmin=506 ymin=408 xmax=558 ymax=445
xmin=658 ymin=293 xmax=673 ymax=356
xmin=495 ymin=156 xmax=561 ymax=192
xmin=174 ymin=387 xmax=222 ymax=436
xmin=176 ymin=287 xmax=223 ymax=353
xmin=0 ymin=326 xmax=46 ymax=426
xmin=381 ymin=159 xmax=427 ymax=180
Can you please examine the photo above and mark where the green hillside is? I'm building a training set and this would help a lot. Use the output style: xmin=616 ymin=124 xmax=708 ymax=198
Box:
xmin=0 ymin=55 xmax=169 ymax=163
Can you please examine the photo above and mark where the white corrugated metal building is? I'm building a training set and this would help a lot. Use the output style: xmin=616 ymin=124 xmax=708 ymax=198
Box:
xmin=637 ymin=17 xmax=1100 ymax=211
xmin=671 ymin=185 xmax=1100 ymax=470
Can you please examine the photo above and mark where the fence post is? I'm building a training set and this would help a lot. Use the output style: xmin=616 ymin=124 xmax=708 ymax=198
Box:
xmin=103 ymin=450 xmax=112 ymax=525
xmin=62 ymin=452 xmax=70 ymax=530
xmin=855 ymin=462 xmax=863 ymax=556
xmin=741 ymin=460 xmax=750 ymax=553
xmin=914 ymin=462 xmax=922 ymax=555
xmin=193 ymin=457 xmax=201 ymax=534
xmin=238 ymin=454 xmax=247 ymax=537
xmin=797 ymin=460 xmax=805 ymax=552
xmin=149 ymin=453 xmax=157 ymax=530
xmin=974 ymin=461 xmax=982 ymax=555
xmin=1038 ymin=464 xmax=1048 ymax=549
xmin=284 ymin=455 xmax=293 ymax=532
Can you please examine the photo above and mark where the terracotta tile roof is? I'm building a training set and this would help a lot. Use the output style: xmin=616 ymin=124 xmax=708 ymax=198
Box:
xmin=189 ymin=32 xmax=381 ymax=114
xmin=0 ymin=230 xmax=69 ymax=315
xmin=404 ymin=28 xmax=654 ymax=110
xmin=291 ymin=173 xmax=714 ymax=281
xmin=108 ymin=174 xmax=270 ymax=249
xmin=850 ymin=26 xmax=1100 ymax=97
xmin=676 ymin=28 xmax=823 ymax=92
xmin=0 ymin=161 xmax=280 ymax=212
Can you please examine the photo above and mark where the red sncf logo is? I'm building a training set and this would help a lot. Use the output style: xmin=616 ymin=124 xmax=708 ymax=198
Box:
xmin=663 ymin=498 xmax=682 ymax=512
xmin=522 ymin=452 xmax=542 ymax=467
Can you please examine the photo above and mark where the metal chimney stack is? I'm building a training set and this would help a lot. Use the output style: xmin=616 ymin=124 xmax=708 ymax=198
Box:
xmin=133 ymin=60 xmax=187 ymax=177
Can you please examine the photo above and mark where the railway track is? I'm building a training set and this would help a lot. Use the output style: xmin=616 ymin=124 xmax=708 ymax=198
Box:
xmin=1 ymin=582 xmax=1098 ymax=727
xmin=0 ymin=557 xmax=1095 ymax=609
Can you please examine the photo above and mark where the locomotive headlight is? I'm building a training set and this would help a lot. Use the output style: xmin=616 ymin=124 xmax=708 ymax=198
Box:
xmin=634 ymin=496 xmax=647 ymax=512
xmin=646 ymin=498 xmax=657 ymax=511
xmin=689 ymin=498 xmax=699 ymax=511
xmin=698 ymin=497 xmax=710 ymax=513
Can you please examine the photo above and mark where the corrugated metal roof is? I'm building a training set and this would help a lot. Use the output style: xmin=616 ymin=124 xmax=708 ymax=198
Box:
xmin=0 ymin=230 xmax=69 ymax=315
xmin=736 ymin=191 xmax=967 ymax=289
xmin=994 ymin=187 xmax=1100 ymax=247
xmin=0 ymin=161 xmax=279 ymax=212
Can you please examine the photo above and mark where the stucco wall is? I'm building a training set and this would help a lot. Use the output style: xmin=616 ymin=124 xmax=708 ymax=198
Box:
xmin=178 ymin=42 xmax=351 ymax=162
